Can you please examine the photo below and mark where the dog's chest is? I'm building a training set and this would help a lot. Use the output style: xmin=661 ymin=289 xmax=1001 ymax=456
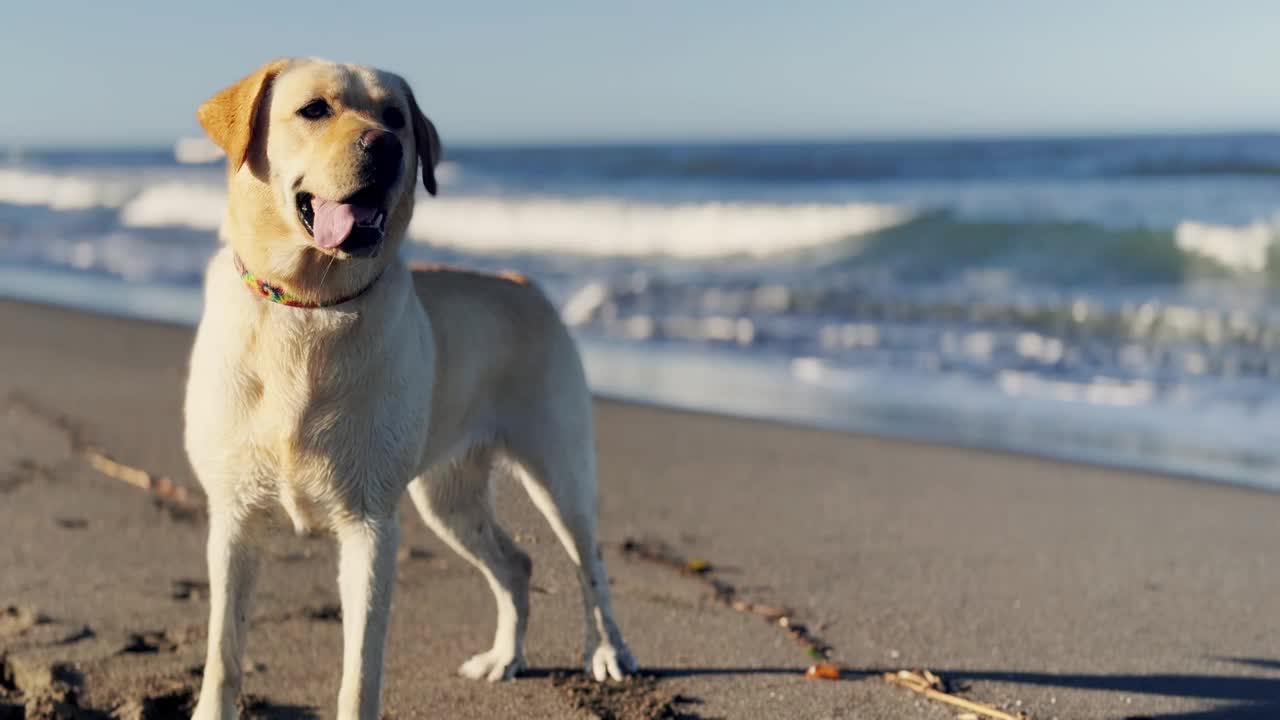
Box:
xmin=205 ymin=311 xmax=426 ymax=523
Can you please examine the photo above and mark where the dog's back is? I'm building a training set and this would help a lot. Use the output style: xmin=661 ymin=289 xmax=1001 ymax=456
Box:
xmin=409 ymin=267 xmax=589 ymax=465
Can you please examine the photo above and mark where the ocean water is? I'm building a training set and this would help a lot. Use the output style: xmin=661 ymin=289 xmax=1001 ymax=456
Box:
xmin=3 ymin=135 xmax=1280 ymax=488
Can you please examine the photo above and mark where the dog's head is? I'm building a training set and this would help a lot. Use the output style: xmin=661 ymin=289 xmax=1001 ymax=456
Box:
xmin=198 ymin=58 xmax=440 ymax=300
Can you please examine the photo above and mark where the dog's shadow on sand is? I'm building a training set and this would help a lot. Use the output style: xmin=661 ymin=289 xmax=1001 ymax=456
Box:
xmin=525 ymin=657 xmax=1280 ymax=719
xmin=522 ymin=667 xmax=803 ymax=680
xmin=242 ymin=699 xmax=322 ymax=720
xmin=932 ymin=657 xmax=1280 ymax=720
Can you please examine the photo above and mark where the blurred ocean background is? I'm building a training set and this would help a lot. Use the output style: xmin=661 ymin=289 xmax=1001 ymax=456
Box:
xmin=3 ymin=134 xmax=1280 ymax=487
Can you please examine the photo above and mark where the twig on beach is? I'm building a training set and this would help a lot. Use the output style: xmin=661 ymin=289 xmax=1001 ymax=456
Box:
xmin=619 ymin=537 xmax=1034 ymax=717
xmin=619 ymin=538 xmax=832 ymax=660
xmin=83 ymin=447 xmax=202 ymax=518
xmin=883 ymin=670 xmax=1029 ymax=720
xmin=5 ymin=392 xmax=203 ymax=519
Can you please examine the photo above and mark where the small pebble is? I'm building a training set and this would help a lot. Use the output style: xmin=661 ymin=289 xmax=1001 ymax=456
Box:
xmin=804 ymin=663 xmax=840 ymax=681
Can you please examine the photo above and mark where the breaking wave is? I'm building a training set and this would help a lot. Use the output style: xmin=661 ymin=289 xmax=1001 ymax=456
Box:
xmin=4 ymin=167 xmax=1280 ymax=277
xmin=0 ymin=167 xmax=918 ymax=257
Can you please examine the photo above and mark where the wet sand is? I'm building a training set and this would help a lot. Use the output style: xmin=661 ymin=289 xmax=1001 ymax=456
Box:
xmin=3 ymin=298 xmax=1280 ymax=719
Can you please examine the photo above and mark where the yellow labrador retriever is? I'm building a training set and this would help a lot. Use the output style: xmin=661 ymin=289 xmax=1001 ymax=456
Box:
xmin=185 ymin=58 xmax=636 ymax=720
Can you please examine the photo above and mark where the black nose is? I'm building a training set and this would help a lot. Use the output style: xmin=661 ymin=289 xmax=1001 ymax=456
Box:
xmin=357 ymin=129 xmax=403 ymax=187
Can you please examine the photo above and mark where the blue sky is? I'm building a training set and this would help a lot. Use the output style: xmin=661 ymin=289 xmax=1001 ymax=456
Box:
xmin=5 ymin=1 xmax=1280 ymax=145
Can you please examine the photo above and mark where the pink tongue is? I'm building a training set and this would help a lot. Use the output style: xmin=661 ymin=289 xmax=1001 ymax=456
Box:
xmin=310 ymin=197 xmax=380 ymax=249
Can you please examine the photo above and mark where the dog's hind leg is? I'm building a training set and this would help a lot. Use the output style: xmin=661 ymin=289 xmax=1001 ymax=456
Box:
xmin=407 ymin=450 xmax=531 ymax=681
xmin=193 ymin=509 xmax=263 ymax=720
xmin=501 ymin=412 xmax=637 ymax=682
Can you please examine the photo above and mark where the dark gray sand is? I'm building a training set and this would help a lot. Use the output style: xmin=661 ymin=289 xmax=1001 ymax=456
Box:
xmin=3 ymin=298 xmax=1280 ymax=719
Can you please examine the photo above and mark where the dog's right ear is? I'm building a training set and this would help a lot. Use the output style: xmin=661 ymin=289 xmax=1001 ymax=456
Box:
xmin=197 ymin=59 xmax=290 ymax=173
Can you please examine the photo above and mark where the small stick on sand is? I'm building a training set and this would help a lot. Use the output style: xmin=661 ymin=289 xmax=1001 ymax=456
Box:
xmin=84 ymin=448 xmax=152 ymax=490
xmin=882 ymin=669 xmax=1029 ymax=720
xmin=620 ymin=538 xmax=832 ymax=659
xmin=83 ymin=447 xmax=202 ymax=515
xmin=6 ymin=393 xmax=202 ymax=517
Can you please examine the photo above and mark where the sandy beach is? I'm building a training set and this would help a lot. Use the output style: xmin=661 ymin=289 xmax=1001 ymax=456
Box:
xmin=3 ymin=297 xmax=1280 ymax=719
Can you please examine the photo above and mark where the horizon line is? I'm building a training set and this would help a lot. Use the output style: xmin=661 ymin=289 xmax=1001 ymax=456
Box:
xmin=6 ymin=126 xmax=1280 ymax=152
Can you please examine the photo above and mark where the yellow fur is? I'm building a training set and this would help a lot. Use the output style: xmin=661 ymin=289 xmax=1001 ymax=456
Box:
xmin=185 ymin=59 xmax=635 ymax=720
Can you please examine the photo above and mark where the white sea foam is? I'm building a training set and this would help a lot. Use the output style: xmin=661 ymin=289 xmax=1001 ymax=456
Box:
xmin=407 ymin=196 xmax=916 ymax=257
xmin=1174 ymin=220 xmax=1273 ymax=272
xmin=433 ymin=161 xmax=460 ymax=185
xmin=997 ymin=369 xmax=1155 ymax=407
xmin=119 ymin=181 xmax=228 ymax=230
xmin=174 ymin=137 xmax=225 ymax=164
xmin=561 ymin=281 xmax=610 ymax=326
xmin=0 ymin=169 xmax=135 ymax=210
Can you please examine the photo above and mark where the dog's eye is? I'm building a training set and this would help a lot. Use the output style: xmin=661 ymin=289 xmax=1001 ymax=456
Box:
xmin=383 ymin=107 xmax=406 ymax=130
xmin=298 ymin=100 xmax=331 ymax=120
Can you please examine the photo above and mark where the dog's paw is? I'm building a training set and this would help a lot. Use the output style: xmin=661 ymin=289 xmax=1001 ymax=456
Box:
xmin=458 ymin=648 xmax=525 ymax=682
xmin=586 ymin=643 xmax=638 ymax=682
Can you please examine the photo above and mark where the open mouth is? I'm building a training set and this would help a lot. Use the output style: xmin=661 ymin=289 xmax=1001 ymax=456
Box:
xmin=295 ymin=190 xmax=387 ymax=257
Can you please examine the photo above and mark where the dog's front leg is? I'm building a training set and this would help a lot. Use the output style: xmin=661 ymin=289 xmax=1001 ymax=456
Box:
xmin=335 ymin=514 xmax=400 ymax=720
xmin=193 ymin=511 xmax=261 ymax=720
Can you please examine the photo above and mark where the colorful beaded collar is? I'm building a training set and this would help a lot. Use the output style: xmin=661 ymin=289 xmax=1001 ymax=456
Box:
xmin=233 ymin=254 xmax=380 ymax=308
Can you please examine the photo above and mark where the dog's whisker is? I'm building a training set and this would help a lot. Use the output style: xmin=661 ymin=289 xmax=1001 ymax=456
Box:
xmin=319 ymin=253 xmax=337 ymax=290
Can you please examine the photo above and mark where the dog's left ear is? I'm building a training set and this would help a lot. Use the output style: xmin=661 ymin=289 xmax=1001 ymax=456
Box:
xmin=197 ymin=58 xmax=290 ymax=173
xmin=406 ymin=88 xmax=442 ymax=196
